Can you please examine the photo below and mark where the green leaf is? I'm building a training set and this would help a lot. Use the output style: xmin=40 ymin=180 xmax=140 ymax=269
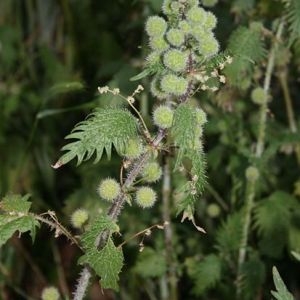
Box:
xmin=79 ymin=238 xmax=123 ymax=291
xmin=240 ymin=254 xmax=266 ymax=300
xmin=254 ymin=191 xmax=297 ymax=236
xmin=291 ymin=251 xmax=300 ymax=261
xmin=48 ymin=81 xmax=85 ymax=98
xmin=0 ymin=215 xmax=39 ymax=247
xmin=186 ymin=254 xmax=222 ymax=295
xmin=80 ymin=215 xmax=119 ymax=250
xmin=1 ymin=194 xmax=31 ymax=213
xmin=225 ymin=26 xmax=266 ymax=87
xmin=134 ymin=247 xmax=167 ymax=278
xmin=271 ymin=266 xmax=294 ymax=300
xmin=284 ymin=0 xmax=300 ymax=45
xmin=54 ymin=108 xmax=138 ymax=167
xmin=171 ymin=104 xmax=199 ymax=166
xmin=216 ymin=212 xmax=243 ymax=255
xmin=130 ymin=68 xmax=152 ymax=81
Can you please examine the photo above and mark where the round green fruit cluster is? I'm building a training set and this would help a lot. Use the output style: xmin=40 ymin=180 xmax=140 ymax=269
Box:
xmin=41 ymin=287 xmax=60 ymax=300
xmin=71 ymin=208 xmax=89 ymax=229
xmin=135 ymin=187 xmax=157 ymax=208
xmin=141 ymin=161 xmax=162 ymax=182
xmin=146 ymin=0 xmax=219 ymax=100
xmin=98 ymin=178 xmax=120 ymax=202
xmin=153 ymin=105 xmax=174 ymax=129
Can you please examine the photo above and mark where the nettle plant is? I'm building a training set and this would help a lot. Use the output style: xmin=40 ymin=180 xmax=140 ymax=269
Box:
xmin=1 ymin=0 xmax=300 ymax=299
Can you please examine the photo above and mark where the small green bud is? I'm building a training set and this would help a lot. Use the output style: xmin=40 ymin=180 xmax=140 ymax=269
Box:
xmin=135 ymin=187 xmax=157 ymax=208
xmin=162 ymin=0 xmax=173 ymax=15
xmin=166 ymin=28 xmax=185 ymax=47
xmin=195 ymin=108 xmax=207 ymax=125
xmin=141 ymin=161 xmax=162 ymax=182
xmin=179 ymin=20 xmax=192 ymax=34
xmin=245 ymin=166 xmax=259 ymax=182
xmin=145 ymin=16 xmax=167 ymax=37
xmin=150 ymin=77 xmax=169 ymax=100
xmin=149 ymin=36 xmax=169 ymax=52
xmin=251 ymin=87 xmax=268 ymax=105
xmin=146 ymin=52 xmax=161 ymax=67
xmin=98 ymin=178 xmax=120 ymax=202
xmin=153 ymin=105 xmax=174 ymax=129
xmin=188 ymin=0 xmax=200 ymax=7
xmin=71 ymin=209 xmax=89 ymax=229
xmin=191 ymin=27 xmax=206 ymax=42
xmin=206 ymin=203 xmax=221 ymax=218
xmin=203 ymin=12 xmax=217 ymax=29
xmin=163 ymin=49 xmax=188 ymax=72
xmin=198 ymin=34 xmax=219 ymax=57
xmin=41 ymin=286 xmax=60 ymax=300
xmin=123 ymin=138 xmax=144 ymax=159
xmin=160 ymin=74 xmax=188 ymax=96
xmin=186 ymin=7 xmax=207 ymax=24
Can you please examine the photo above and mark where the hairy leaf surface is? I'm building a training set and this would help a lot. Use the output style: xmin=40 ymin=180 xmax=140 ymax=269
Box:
xmin=55 ymin=108 xmax=138 ymax=167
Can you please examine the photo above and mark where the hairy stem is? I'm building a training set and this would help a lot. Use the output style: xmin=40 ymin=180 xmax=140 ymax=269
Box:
xmin=162 ymin=156 xmax=178 ymax=300
xmin=236 ymin=20 xmax=284 ymax=297
xmin=72 ymin=129 xmax=166 ymax=300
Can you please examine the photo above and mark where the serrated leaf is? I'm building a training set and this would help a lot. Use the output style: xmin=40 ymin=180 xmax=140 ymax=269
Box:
xmin=225 ymin=26 xmax=266 ymax=87
xmin=0 ymin=215 xmax=39 ymax=247
xmin=254 ymin=191 xmax=297 ymax=236
xmin=216 ymin=212 xmax=243 ymax=255
xmin=134 ymin=247 xmax=167 ymax=278
xmin=1 ymin=194 xmax=31 ymax=213
xmin=54 ymin=108 xmax=138 ymax=167
xmin=79 ymin=238 xmax=123 ymax=291
xmin=186 ymin=254 xmax=222 ymax=295
xmin=284 ymin=0 xmax=300 ymax=45
xmin=271 ymin=266 xmax=294 ymax=300
xmin=81 ymin=215 xmax=119 ymax=251
xmin=240 ymin=255 xmax=266 ymax=300
xmin=171 ymin=104 xmax=199 ymax=166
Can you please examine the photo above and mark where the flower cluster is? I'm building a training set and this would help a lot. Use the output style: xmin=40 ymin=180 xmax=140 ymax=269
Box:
xmin=146 ymin=0 xmax=220 ymax=100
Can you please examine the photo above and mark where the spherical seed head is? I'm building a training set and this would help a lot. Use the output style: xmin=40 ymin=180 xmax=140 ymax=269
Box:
xmin=153 ymin=105 xmax=174 ymax=129
xmin=195 ymin=108 xmax=207 ymax=125
xmin=135 ymin=187 xmax=157 ymax=208
xmin=179 ymin=20 xmax=192 ymax=34
xmin=145 ymin=16 xmax=167 ymax=37
xmin=163 ymin=49 xmax=188 ymax=72
xmin=98 ymin=178 xmax=120 ymax=202
xmin=166 ymin=28 xmax=185 ymax=47
xmin=203 ymin=12 xmax=217 ymax=30
xmin=162 ymin=0 xmax=173 ymax=15
xmin=123 ymin=138 xmax=144 ymax=159
xmin=71 ymin=209 xmax=89 ymax=229
xmin=186 ymin=7 xmax=207 ymax=24
xmin=141 ymin=162 xmax=162 ymax=182
xmin=206 ymin=203 xmax=221 ymax=218
xmin=245 ymin=166 xmax=260 ymax=182
xmin=149 ymin=36 xmax=169 ymax=52
xmin=198 ymin=34 xmax=219 ymax=58
xmin=251 ymin=87 xmax=268 ymax=105
xmin=41 ymin=286 xmax=60 ymax=300
xmin=150 ymin=77 xmax=169 ymax=100
xmin=146 ymin=52 xmax=161 ymax=67
xmin=160 ymin=74 xmax=188 ymax=96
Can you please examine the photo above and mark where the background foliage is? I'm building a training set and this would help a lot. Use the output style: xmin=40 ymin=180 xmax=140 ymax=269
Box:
xmin=0 ymin=0 xmax=300 ymax=299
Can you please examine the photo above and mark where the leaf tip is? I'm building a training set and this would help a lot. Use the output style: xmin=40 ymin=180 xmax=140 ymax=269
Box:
xmin=51 ymin=160 xmax=64 ymax=169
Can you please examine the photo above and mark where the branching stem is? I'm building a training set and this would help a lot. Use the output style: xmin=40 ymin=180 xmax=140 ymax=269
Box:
xmin=236 ymin=20 xmax=284 ymax=297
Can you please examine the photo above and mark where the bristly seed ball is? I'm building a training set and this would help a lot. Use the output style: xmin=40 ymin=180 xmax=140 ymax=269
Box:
xmin=203 ymin=12 xmax=217 ymax=30
xmin=98 ymin=178 xmax=120 ymax=202
xmin=160 ymin=73 xmax=188 ymax=96
xmin=198 ymin=34 xmax=219 ymax=58
xmin=145 ymin=16 xmax=167 ymax=37
xmin=245 ymin=166 xmax=260 ymax=182
xmin=186 ymin=7 xmax=207 ymax=24
xmin=166 ymin=28 xmax=185 ymax=47
xmin=150 ymin=78 xmax=169 ymax=100
xmin=123 ymin=138 xmax=144 ymax=159
xmin=251 ymin=87 xmax=268 ymax=105
xmin=135 ymin=187 xmax=157 ymax=208
xmin=71 ymin=208 xmax=89 ymax=229
xmin=41 ymin=286 xmax=60 ymax=300
xmin=163 ymin=49 xmax=188 ymax=72
xmin=149 ymin=36 xmax=169 ymax=53
xmin=141 ymin=161 xmax=162 ymax=182
xmin=195 ymin=108 xmax=207 ymax=125
xmin=153 ymin=105 xmax=174 ymax=129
